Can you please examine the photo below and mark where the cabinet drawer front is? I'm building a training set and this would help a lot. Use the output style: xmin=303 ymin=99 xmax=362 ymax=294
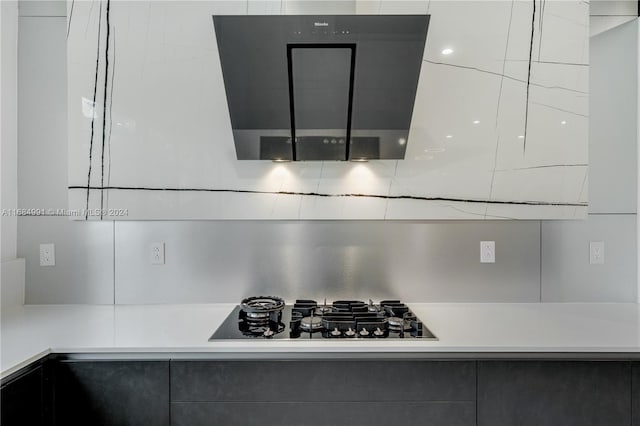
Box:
xmin=0 ymin=366 xmax=44 ymax=426
xmin=171 ymin=360 xmax=476 ymax=402
xmin=478 ymin=361 xmax=631 ymax=426
xmin=171 ymin=360 xmax=475 ymax=402
xmin=53 ymin=361 xmax=170 ymax=426
xmin=171 ymin=401 xmax=476 ymax=426
xmin=633 ymin=363 xmax=640 ymax=426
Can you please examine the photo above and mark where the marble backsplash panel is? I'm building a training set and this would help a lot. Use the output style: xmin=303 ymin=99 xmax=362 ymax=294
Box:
xmin=67 ymin=0 xmax=589 ymax=220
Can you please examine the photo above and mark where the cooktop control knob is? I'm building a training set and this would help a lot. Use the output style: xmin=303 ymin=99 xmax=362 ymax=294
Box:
xmin=373 ymin=327 xmax=384 ymax=337
xmin=331 ymin=327 xmax=342 ymax=337
xmin=263 ymin=329 xmax=274 ymax=338
xmin=345 ymin=328 xmax=356 ymax=337
xmin=359 ymin=328 xmax=369 ymax=337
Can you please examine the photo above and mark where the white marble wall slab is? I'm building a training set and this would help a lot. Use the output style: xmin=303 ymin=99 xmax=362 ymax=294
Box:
xmin=67 ymin=0 xmax=589 ymax=220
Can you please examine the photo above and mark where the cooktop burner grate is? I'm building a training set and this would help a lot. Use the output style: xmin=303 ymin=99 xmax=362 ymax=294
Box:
xmin=240 ymin=296 xmax=286 ymax=313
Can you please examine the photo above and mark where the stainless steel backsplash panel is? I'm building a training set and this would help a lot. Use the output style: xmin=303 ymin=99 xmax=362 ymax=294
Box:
xmin=114 ymin=221 xmax=541 ymax=304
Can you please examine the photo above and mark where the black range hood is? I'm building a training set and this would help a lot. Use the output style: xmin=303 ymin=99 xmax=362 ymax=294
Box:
xmin=213 ymin=15 xmax=429 ymax=161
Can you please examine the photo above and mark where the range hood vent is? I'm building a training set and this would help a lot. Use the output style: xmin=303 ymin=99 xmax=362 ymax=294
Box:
xmin=213 ymin=15 xmax=429 ymax=161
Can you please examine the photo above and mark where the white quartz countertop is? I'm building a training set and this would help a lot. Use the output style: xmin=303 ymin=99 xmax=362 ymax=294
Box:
xmin=2 ymin=303 xmax=640 ymax=378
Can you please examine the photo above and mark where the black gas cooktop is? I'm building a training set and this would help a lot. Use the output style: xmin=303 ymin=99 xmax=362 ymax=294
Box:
xmin=209 ymin=296 xmax=437 ymax=340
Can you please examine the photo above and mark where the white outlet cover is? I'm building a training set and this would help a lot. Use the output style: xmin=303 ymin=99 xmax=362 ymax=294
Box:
xmin=39 ymin=243 xmax=55 ymax=266
xmin=589 ymin=241 xmax=605 ymax=265
xmin=150 ymin=242 xmax=165 ymax=265
xmin=480 ymin=241 xmax=495 ymax=263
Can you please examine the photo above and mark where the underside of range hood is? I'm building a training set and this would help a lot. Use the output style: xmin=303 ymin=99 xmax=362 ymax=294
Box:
xmin=213 ymin=15 xmax=430 ymax=161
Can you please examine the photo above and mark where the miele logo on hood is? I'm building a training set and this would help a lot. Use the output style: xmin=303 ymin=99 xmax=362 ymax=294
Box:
xmin=314 ymin=22 xmax=329 ymax=27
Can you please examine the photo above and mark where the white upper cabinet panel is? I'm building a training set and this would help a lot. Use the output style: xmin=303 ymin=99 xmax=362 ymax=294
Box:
xmin=67 ymin=0 xmax=589 ymax=220
xmin=589 ymin=19 xmax=638 ymax=214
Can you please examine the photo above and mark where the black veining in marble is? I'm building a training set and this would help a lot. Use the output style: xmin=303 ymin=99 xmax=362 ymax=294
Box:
xmin=85 ymin=2 xmax=103 ymax=220
xmin=106 ymin=28 xmax=116 ymax=212
xmin=100 ymin=0 xmax=111 ymax=220
xmin=486 ymin=0 xmax=516 ymax=219
xmin=497 ymin=163 xmax=587 ymax=172
xmin=486 ymin=135 xmax=501 ymax=218
xmin=576 ymin=170 xmax=588 ymax=206
xmin=84 ymin=0 xmax=97 ymax=38
xmin=66 ymin=0 xmax=75 ymax=40
xmin=506 ymin=59 xmax=588 ymax=67
xmin=68 ymin=185 xmax=588 ymax=208
xmin=523 ymin=0 xmax=536 ymax=154
xmin=449 ymin=204 xmax=517 ymax=220
xmin=530 ymin=100 xmax=588 ymax=117
xmin=422 ymin=60 xmax=587 ymax=94
xmin=538 ymin=0 xmax=547 ymax=61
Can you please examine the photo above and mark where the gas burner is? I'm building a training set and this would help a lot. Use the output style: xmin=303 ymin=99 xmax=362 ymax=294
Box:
xmin=245 ymin=311 xmax=270 ymax=320
xmin=387 ymin=316 xmax=403 ymax=328
xmin=387 ymin=316 xmax=411 ymax=331
xmin=243 ymin=316 xmax=270 ymax=326
xmin=314 ymin=305 xmax=336 ymax=316
xmin=367 ymin=299 xmax=381 ymax=313
xmin=238 ymin=296 xmax=285 ymax=337
xmin=241 ymin=296 xmax=285 ymax=313
xmin=300 ymin=316 xmax=323 ymax=332
xmin=381 ymin=301 xmax=409 ymax=317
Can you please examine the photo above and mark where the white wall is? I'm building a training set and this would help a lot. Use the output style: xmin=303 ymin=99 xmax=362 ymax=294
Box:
xmin=17 ymin=2 xmax=114 ymax=304
xmin=541 ymin=18 xmax=639 ymax=302
xmin=14 ymin=1 xmax=639 ymax=304
xmin=1 ymin=0 xmax=19 ymax=262
xmin=1 ymin=1 xmax=25 ymax=308
xmin=590 ymin=0 xmax=638 ymax=35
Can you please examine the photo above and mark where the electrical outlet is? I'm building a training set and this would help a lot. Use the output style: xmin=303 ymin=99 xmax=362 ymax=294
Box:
xmin=480 ymin=241 xmax=495 ymax=263
xmin=590 ymin=241 xmax=604 ymax=265
xmin=150 ymin=242 xmax=165 ymax=265
xmin=39 ymin=243 xmax=55 ymax=266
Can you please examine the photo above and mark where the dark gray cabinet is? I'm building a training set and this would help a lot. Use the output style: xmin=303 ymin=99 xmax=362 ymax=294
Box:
xmin=170 ymin=360 xmax=476 ymax=426
xmin=3 ymin=355 xmax=639 ymax=426
xmin=633 ymin=363 xmax=640 ymax=426
xmin=0 ymin=364 xmax=45 ymax=426
xmin=477 ymin=361 xmax=631 ymax=426
xmin=52 ymin=360 xmax=170 ymax=426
